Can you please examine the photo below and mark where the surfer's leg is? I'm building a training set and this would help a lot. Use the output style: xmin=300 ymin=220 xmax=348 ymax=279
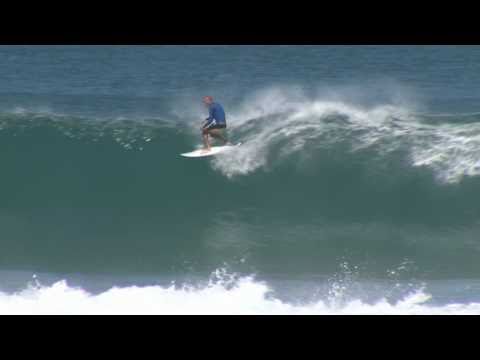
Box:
xmin=202 ymin=128 xmax=211 ymax=150
xmin=209 ymin=129 xmax=228 ymax=145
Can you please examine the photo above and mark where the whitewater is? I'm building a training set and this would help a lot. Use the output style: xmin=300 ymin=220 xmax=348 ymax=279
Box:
xmin=2 ymin=273 xmax=480 ymax=315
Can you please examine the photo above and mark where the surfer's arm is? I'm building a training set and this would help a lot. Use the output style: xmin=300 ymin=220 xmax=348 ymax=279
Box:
xmin=206 ymin=106 xmax=215 ymax=122
xmin=201 ymin=106 xmax=216 ymax=129
xmin=202 ymin=109 xmax=214 ymax=127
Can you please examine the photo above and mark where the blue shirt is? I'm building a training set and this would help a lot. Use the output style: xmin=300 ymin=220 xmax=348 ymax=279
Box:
xmin=206 ymin=102 xmax=226 ymax=125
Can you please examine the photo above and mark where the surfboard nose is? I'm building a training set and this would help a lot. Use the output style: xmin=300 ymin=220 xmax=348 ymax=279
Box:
xmin=181 ymin=143 xmax=241 ymax=158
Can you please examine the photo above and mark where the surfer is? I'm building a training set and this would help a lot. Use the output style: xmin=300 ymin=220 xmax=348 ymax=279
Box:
xmin=201 ymin=96 xmax=229 ymax=151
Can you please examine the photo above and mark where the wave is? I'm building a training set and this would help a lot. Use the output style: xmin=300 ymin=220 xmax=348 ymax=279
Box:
xmin=1 ymin=91 xmax=480 ymax=277
xmin=5 ymin=90 xmax=480 ymax=184
xmin=1 ymin=271 xmax=478 ymax=315
xmin=205 ymin=89 xmax=480 ymax=183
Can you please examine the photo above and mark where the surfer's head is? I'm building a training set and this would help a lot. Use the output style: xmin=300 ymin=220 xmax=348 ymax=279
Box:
xmin=203 ymin=96 xmax=214 ymax=106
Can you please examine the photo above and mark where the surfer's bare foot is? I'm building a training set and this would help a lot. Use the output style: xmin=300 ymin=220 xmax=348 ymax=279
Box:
xmin=201 ymin=147 xmax=211 ymax=153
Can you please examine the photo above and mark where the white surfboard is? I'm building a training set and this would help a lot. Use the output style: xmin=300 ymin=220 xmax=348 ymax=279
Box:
xmin=181 ymin=143 xmax=242 ymax=158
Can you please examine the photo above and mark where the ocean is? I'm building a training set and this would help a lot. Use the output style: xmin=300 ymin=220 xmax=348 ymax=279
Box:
xmin=0 ymin=45 xmax=480 ymax=314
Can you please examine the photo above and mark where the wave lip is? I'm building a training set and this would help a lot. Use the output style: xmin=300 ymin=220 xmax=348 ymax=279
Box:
xmin=208 ymin=90 xmax=480 ymax=184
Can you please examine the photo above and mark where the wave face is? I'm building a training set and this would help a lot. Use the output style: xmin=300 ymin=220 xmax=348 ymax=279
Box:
xmin=1 ymin=90 xmax=480 ymax=280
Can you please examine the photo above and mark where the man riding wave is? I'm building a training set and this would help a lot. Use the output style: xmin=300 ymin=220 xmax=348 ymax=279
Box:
xmin=201 ymin=96 xmax=229 ymax=151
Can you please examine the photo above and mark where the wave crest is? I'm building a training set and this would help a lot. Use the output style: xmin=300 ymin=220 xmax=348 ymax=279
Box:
xmin=207 ymin=89 xmax=480 ymax=183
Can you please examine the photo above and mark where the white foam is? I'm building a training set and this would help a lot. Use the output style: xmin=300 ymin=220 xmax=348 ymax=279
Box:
xmin=209 ymin=87 xmax=480 ymax=183
xmin=1 ymin=276 xmax=479 ymax=315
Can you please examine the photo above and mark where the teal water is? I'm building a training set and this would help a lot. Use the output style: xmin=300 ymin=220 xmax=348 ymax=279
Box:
xmin=1 ymin=46 xmax=480 ymax=314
